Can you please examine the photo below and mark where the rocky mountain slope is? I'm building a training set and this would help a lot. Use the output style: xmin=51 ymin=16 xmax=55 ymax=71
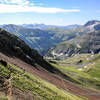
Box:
xmin=46 ymin=20 xmax=100 ymax=60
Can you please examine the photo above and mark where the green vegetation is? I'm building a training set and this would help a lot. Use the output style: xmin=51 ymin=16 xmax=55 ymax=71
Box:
xmin=0 ymin=95 xmax=8 ymax=100
xmin=0 ymin=62 xmax=88 ymax=100
xmin=51 ymin=54 xmax=100 ymax=90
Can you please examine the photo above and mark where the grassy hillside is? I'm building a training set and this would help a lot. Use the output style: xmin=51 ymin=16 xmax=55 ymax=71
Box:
xmin=0 ymin=60 xmax=89 ymax=100
xmin=50 ymin=54 xmax=100 ymax=90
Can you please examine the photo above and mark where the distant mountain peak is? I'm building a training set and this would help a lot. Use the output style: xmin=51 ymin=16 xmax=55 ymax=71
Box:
xmin=84 ymin=20 xmax=100 ymax=27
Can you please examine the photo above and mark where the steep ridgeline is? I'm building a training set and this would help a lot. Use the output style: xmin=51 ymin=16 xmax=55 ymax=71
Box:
xmin=0 ymin=28 xmax=64 ymax=73
xmin=46 ymin=21 xmax=100 ymax=60
xmin=1 ymin=24 xmax=80 ymax=55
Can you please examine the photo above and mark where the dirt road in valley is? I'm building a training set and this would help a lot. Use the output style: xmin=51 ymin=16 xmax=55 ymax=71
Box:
xmin=0 ymin=52 xmax=100 ymax=100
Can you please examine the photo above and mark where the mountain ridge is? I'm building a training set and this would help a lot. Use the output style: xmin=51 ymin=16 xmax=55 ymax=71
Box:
xmin=44 ymin=20 xmax=100 ymax=59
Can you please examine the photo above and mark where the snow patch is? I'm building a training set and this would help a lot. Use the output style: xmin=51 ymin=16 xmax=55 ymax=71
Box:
xmin=76 ymin=44 xmax=81 ymax=48
xmin=26 ymin=55 xmax=31 ymax=59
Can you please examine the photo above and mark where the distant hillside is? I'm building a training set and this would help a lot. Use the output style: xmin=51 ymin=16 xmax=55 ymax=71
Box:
xmin=46 ymin=20 xmax=100 ymax=60
xmin=1 ymin=24 xmax=80 ymax=54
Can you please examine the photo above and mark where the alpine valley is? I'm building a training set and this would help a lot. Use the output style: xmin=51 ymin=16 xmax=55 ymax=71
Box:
xmin=0 ymin=20 xmax=100 ymax=100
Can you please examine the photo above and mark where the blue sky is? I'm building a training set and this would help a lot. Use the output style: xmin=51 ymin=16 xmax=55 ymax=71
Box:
xmin=0 ymin=0 xmax=100 ymax=25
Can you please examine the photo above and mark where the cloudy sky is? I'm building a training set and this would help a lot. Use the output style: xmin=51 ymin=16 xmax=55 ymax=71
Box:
xmin=0 ymin=0 xmax=100 ymax=25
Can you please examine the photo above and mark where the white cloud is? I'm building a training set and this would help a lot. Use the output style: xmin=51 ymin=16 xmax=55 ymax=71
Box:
xmin=0 ymin=0 xmax=80 ymax=13
xmin=0 ymin=4 xmax=80 ymax=13
xmin=10 ymin=0 xmax=25 ymax=4
xmin=10 ymin=0 xmax=30 ymax=5
xmin=0 ymin=0 xmax=30 ymax=5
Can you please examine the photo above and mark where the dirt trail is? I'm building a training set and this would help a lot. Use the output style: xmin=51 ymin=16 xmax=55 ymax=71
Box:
xmin=5 ymin=74 xmax=12 ymax=100
xmin=0 ymin=53 xmax=100 ymax=100
xmin=0 ymin=73 xmax=12 ymax=100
